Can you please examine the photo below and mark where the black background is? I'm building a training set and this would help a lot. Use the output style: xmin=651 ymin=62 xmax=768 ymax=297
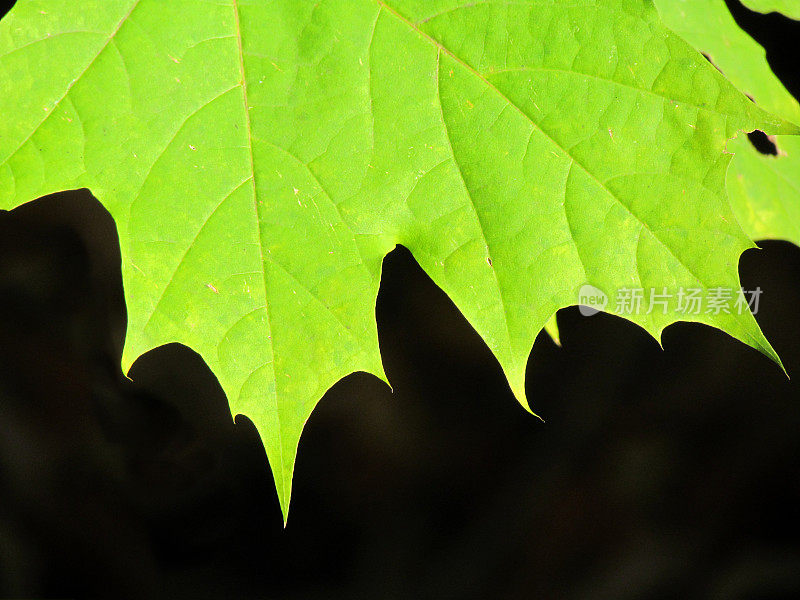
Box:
xmin=2 ymin=2 xmax=800 ymax=599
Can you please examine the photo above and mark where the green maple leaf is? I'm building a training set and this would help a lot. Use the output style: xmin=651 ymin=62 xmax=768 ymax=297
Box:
xmin=741 ymin=0 xmax=800 ymax=20
xmin=728 ymin=135 xmax=800 ymax=245
xmin=1 ymin=0 xmax=797 ymax=520
xmin=655 ymin=0 xmax=800 ymax=247
xmin=548 ymin=0 xmax=800 ymax=346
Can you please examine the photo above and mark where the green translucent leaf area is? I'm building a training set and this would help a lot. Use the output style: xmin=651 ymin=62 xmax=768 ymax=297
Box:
xmin=728 ymin=135 xmax=800 ymax=245
xmin=655 ymin=0 xmax=800 ymax=246
xmin=1 ymin=0 xmax=797 ymax=519
xmin=741 ymin=0 xmax=800 ymax=20
xmin=543 ymin=313 xmax=561 ymax=347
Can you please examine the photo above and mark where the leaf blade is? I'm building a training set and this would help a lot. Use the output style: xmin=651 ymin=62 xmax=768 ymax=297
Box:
xmin=1 ymin=0 xmax=797 ymax=517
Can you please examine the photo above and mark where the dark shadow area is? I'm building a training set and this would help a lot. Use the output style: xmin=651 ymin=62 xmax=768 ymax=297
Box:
xmin=2 ymin=3 xmax=800 ymax=600
xmin=2 ymin=191 xmax=800 ymax=599
xmin=748 ymin=130 xmax=780 ymax=155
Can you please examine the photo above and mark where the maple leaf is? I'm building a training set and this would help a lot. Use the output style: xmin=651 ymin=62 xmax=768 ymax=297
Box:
xmin=655 ymin=0 xmax=800 ymax=247
xmin=1 ymin=0 xmax=797 ymax=520
xmin=741 ymin=0 xmax=800 ymax=20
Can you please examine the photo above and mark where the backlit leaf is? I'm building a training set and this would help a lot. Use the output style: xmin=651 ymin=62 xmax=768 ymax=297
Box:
xmin=655 ymin=0 xmax=800 ymax=246
xmin=1 ymin=0 xmax=796 ymax=519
